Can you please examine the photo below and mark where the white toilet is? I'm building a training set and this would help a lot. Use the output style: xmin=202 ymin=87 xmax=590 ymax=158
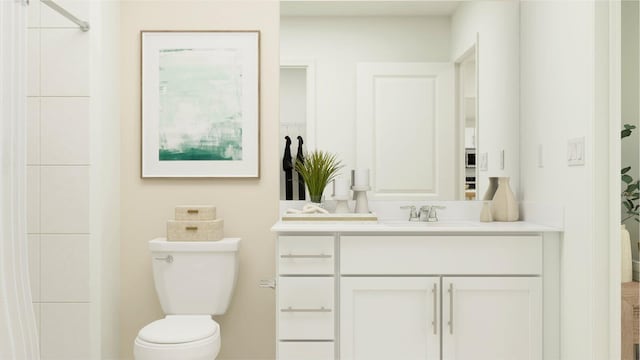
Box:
xmin=134 ymin=238 xmax=241 ymax=360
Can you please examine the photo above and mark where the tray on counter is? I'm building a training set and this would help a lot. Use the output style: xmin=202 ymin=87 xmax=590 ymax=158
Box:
xmin=282 ymin=212 xmax=378 ymax=222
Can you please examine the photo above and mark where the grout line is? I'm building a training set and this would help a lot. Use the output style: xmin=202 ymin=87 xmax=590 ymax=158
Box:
xmin=36 ymin=7 xmax=43 ymax=351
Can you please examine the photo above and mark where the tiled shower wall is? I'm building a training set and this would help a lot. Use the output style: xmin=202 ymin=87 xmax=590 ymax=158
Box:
xmin=26 ymin=1 xmax=92 ymax=358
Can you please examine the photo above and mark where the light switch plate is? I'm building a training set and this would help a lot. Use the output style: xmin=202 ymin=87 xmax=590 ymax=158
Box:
xmin=567 ymin=137 xmax=585 ymax=166
xmin=479 ymin=152 xmax=488 ymax=171
xmin=538 ymin=144 xmax=544 ymax=168
xmin=500 ymin=150 xmax=505 ymax=170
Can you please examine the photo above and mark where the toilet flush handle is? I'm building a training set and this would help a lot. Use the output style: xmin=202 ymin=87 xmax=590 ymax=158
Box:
xmin=154 ymin=255 xmax=173 ymax=263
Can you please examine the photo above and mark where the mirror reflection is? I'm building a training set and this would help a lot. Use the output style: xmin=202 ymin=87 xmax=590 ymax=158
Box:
xmin=280 ymin=1 xmax=519 ymax=201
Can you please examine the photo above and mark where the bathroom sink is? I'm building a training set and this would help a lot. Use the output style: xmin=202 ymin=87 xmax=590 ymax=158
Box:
xmin=382 ymin=220 xmax=479 ymax=228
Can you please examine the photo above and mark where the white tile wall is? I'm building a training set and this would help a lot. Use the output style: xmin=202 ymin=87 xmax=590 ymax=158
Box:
xmin=27 ymin=97 xmax=40 ymax=165
xmin=27 ymin=166 xmax=40 ymax=234
xmin=41 ymin=303 xmax=91 ymax=360
xmin=40 ymin=0 xmax=89 ymax=28
xmin=41 ymin=29 xmax=89 ymax=96
xmin=40 ymin=166 xmax=90 ymax=233
xmin=41 ymin=235 xmax=90 ymax=302
xmin=28 ymin=235 xmax=41 ymax=302
xmin=27 ymin=29 xmax=40 ymax=97
xmin=27 ymin=3 xmax=93 ymax=358
xmin=41 ymin=97 xmax=90 ymax=165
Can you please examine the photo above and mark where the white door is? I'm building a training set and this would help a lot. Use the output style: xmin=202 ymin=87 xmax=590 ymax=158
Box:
xmin=442 ymin=277 xmax=542 ymax=360
xmin=340 ymin=277 xmax=440 ymax=360
xmin=356 ymin=62 xmax=455 ymax=200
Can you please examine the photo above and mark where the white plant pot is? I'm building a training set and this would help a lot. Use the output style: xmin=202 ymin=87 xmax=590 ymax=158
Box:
xmin=621 ymin=224 xmax=633 ymax=282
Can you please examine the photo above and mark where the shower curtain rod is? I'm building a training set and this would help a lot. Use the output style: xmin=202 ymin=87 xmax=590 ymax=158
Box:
xmin=40 ymin=0 xmax=90 ymax=32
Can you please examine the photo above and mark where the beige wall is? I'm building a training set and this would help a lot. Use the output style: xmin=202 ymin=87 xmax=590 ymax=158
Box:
xmin=119 ymin=1 xmax=279 ymax=359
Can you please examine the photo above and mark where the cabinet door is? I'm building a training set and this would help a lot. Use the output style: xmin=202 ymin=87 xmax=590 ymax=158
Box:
xmin=341 ymin=277 xmax=440 ymax=360
xmin=442 ymin=277 xmax=542 ymax=360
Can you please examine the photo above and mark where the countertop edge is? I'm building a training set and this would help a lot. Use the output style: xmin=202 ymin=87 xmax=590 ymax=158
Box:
xmin=270 ymin=221 xmax=563 ymax=234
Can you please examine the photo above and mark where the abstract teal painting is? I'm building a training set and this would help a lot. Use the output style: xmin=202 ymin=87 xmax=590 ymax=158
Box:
xmin=158 ymin=48 xmax=243 ymax=161
xmin=142 ymin=31 xmax=260 ymax=178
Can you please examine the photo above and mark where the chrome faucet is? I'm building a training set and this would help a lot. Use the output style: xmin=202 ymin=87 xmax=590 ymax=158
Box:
xmin=419 ymin=205 xmax=446 ymax=222
xmin=400 ymin=205 xmax=420 ymax=221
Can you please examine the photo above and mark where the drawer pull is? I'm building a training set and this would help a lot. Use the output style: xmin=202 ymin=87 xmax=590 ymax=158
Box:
xmin=280 ymin=253 xmax=331 ymax=259
xmin=187 ymin=209 xmax=199 ymax=214
xmin=154 ymin=255 xmax=173 ymax=264
xmin=448 ymin=282 xmax=454 ymax=334
xmin=185 ymin=226 xmax=198 ymax=231
xmin=280 ymin=306 xmax=331 ymax=313
xmin=432 ymin=283 xmax=438 ymax=335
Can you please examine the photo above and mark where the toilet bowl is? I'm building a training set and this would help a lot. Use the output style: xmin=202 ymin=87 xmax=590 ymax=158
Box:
xmin=134 ymin=315 xmax=221 ymax=360
xmin=134 ymin=238 xmax=240 ymax=360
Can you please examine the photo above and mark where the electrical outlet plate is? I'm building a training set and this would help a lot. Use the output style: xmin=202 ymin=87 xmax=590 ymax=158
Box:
xmin=567 ymin=137 xmax=585 ymax=166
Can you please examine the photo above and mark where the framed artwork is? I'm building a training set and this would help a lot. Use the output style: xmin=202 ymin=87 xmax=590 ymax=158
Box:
xmin=141 ymin=31 xmax=260 ymax=177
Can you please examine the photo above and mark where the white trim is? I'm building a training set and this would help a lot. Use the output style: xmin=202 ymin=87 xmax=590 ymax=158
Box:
xmin=608 ymin=1 xmax=622 ymax=359
xmin=280 ymin=59 xmax=317 ymax=151
xmin=453 ymin=35 xmax=479 ymax=201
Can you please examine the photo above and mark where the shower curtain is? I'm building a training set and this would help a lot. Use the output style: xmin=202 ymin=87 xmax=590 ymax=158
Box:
xmin=0 ymin=0 xmax=40 ymax=358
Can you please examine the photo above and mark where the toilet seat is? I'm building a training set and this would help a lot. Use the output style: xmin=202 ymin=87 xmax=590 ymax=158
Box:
xmin=138 ymin=315 xmax=219 ymax=344
xmin=134 ymin=316 xmax=221 ymax=360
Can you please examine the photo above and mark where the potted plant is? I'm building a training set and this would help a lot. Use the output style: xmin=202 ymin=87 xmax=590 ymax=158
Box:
xmin=621 ymin=124 xmax=639 ymax=282
xmin=295 ymin=150 xmax=343 ymax=203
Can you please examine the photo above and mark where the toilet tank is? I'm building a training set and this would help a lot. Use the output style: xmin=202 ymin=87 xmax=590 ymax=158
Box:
xmin=149 ymin=238 xmax=240 ymax=316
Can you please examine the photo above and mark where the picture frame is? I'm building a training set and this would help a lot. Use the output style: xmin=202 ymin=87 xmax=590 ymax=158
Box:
xmin=141 ymin=30 xmax=260 ymax=178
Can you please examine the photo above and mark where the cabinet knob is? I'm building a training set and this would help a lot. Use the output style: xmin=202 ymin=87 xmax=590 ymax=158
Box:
xmin=280 ymin=306 xmax=332 ymax=313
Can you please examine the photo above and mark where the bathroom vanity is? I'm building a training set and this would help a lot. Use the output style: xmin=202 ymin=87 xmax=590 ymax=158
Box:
xmin=271 ymin=221 xmax=562 ymax=360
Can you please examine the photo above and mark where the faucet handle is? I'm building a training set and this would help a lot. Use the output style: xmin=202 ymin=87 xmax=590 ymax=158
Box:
xmin=421 ymin=205 xmax=446 ymax=222
xmin=400 ymin=205 xmax=419 ymax=221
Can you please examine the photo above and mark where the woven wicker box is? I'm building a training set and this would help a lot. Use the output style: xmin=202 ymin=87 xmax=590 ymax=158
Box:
xmin=167 ymin=219 xmax=223 ymax=241
xmin=175 ymin=205 xmax=216 ymax=221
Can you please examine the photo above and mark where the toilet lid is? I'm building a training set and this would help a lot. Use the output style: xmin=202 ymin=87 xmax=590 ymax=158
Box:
xmin=138 ymin=316 xmax=219 ymax=344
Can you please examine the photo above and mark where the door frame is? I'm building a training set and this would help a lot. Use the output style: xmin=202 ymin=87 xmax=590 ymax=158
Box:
xmin=454 ymin=35 xmax=479 ymax=201
xmin=607 ymin=1 xmax=622 ymax=359
xmin=280 ymin=59 xmax=317 ymax=151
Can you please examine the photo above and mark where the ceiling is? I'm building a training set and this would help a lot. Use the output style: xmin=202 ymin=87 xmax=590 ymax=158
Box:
xmin=280 ymin=1 xmax=461 ymax=17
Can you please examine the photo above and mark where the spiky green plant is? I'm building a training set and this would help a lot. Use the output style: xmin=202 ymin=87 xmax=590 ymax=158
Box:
xmin=295 ymin=150 xmax=343 ymax=203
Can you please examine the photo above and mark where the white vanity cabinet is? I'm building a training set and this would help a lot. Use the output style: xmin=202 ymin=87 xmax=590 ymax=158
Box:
xmin=277 ymin=235 xmax=335 ymax=360
xmin=273 ymin=226 xmax=558 ymax=360
xmin=340 ymin=277 xmax=440 ymax=360
xmin=441 ymin=277 xmax=542 ymax=360
xmin=339 ymin=235 xmax=543 ymax=360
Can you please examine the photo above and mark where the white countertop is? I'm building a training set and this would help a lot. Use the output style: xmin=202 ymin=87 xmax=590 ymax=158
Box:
xmin=271 ymin=220 xmax=562 ymax=234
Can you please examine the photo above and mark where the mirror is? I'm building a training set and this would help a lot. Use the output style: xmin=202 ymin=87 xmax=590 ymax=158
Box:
xmin=280 ymin=1 xmax=520 ymax=201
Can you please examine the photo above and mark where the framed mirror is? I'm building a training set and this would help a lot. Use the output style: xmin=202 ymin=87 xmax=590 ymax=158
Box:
xmin=280 ymin=1 xmax=519 ymax=201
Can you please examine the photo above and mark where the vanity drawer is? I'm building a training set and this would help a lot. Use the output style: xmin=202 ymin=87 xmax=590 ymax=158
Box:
xmin=278 ymin=277 xmax=334 ymax=340
xmin=279 ymin=236 xmax=334 ymax=275
xmin=341 ymin=235 xmax=542 ymax=275
xmin=278 ymin=342 xmax=334 ymax=360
